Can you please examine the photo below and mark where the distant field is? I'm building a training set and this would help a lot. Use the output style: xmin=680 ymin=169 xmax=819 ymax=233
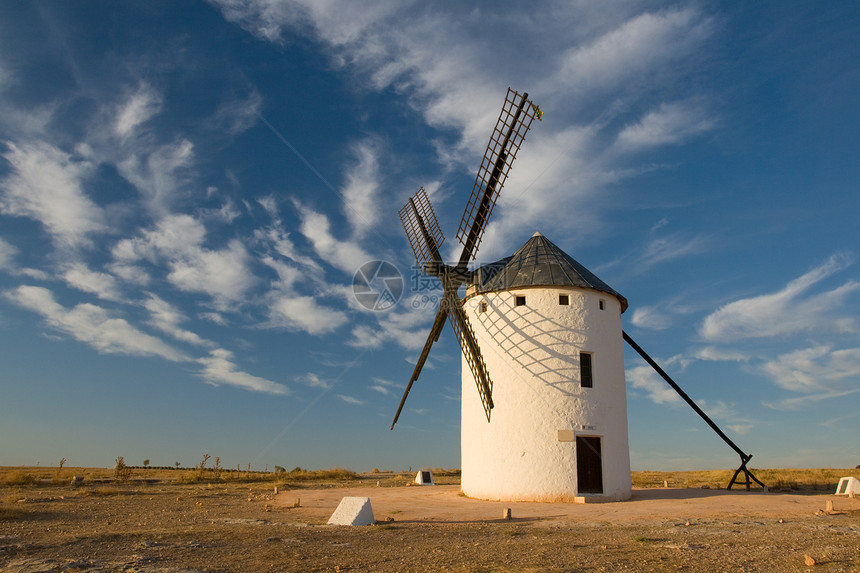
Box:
xmin=2 ymin=465 xmax=857 ymax=491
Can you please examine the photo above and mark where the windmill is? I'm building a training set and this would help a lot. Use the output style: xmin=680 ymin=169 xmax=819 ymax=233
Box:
xmin=391 ymin=88 xmax=763 ymax=501
xmin=391 ymin=88 xmax=542 ymax=430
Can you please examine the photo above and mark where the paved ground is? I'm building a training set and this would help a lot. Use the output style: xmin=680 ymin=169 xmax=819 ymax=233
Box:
xmin=273 ymin=485 xmax=858 ymax=525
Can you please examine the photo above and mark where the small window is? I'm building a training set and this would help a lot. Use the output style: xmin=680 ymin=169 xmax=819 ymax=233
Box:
xmin=599 ymin=299 xmax=605 ymax=310
xmin=515 ymin=295 xmax=526 ymax=307
xmin=479 ymin=301 xmax=487 ymax=313
xmin=580 ymin=352 xmax=593 ymax=388
xmin=559 ymin=294 xmax=569 ymax=306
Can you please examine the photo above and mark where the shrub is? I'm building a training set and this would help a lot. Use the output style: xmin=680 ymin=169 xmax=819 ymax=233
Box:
xmin=114 ymin=456 xmax=132 ymax=482
xmin=3 ymin=471 xmax=37 ymax=486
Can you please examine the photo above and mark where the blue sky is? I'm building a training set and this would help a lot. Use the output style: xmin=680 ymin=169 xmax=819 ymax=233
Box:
xmin=1 ymin=1 xmax=858 ymax=473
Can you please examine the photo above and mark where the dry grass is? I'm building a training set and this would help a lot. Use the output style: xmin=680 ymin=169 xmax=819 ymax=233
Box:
xmin=631 ymin=468 xmax=860 ymax=490
xmin=3 ymin=465 xmax=857 ymax=491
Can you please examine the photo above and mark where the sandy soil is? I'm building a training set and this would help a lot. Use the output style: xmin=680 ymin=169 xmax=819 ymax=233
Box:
xmin=2 ymin=481 xmax=858 ymax=572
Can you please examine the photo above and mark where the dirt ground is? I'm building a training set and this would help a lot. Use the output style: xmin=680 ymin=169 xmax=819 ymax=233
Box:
xmin=1 ymin=480 xmax=859 ymax=572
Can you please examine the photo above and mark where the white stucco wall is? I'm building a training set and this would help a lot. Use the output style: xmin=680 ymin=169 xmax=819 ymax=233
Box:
xmin=461 ymin=286 xmax=631 ymax=502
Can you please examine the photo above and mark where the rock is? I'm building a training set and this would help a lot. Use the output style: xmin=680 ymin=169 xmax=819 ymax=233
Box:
xmin=327 ymin=497 xmax=375 ymax=526
xmin=825 ymin=500 xmax=834 ymax=513
xmin=804 ymin=554 xmax=816 ymax=566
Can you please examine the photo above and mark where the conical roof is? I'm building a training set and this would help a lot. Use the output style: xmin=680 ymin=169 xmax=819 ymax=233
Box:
xmin=469 ymin=232 xmax=628 ymax=312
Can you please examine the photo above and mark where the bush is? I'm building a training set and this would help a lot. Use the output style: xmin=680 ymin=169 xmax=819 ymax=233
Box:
xmin=3 ymin=471 xmax=37 ymax=486
xmin=114 ymin=456 xmax=132 ymax=482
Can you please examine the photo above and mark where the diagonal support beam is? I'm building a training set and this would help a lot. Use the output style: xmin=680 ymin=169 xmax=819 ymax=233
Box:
xmin=622 ymin=330 xmax=766 ymax=490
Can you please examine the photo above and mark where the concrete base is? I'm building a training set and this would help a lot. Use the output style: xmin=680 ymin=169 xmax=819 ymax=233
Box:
xmin=327 ymin=496 xmax=375 ymax=526
xmin=835 ymin=477 xmax=860 ymax=496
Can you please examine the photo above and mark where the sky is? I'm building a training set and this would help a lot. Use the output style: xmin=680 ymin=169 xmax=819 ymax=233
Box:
xmin=1 ymin=1 xmax=858 ymax=473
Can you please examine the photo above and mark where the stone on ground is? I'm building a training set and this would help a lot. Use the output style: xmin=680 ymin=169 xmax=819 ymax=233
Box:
xmin=327 ymin=496 xmax=375 ymax=526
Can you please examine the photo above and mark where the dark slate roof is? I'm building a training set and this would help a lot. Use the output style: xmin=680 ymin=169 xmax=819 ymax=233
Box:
xmin=469 ymin=232 xmax=628 ymax=312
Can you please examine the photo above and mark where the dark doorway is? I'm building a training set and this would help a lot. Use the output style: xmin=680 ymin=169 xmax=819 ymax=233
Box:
xmin=576 ymin=436 xmax=603 ymax=494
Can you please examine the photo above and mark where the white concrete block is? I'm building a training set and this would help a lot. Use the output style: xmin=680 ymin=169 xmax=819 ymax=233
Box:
xmin=835 ymin=477 xmax=860 ymax=495
xmin=327 ymin=496 xmax=375 ymax=526
xmin=414 ymin=470 xmax=435 ymax=485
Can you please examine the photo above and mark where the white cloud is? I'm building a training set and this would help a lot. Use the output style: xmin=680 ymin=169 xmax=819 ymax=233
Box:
xmin=117 ymin=138 xmax=194 ymax=214
xmin=630 ymin=305 xmax=673 ymax=330
xmin=143 ymin=293 xmax=215 ymax=348
xmin=552 ymin=7 xmax=713 ymax=95
xmin=254 ymin=202 xmax=323 ymax=274
xmin=213 ymin=0 xmax=402 ymax=45
xmin=626 ymin=363 xmax=681 ymax=405
xmin=113 ymin=214 xmax=257 ymax=309
xmin=694 ymin=346 xmax=751 ymax=363
xmin=0 ymin=141 xmax=105 ymax=248
xmin=295 ymin=372 xmax=331 ymax=389
xmin=0 ymin=237 xmax=16 ymax=270
xmin=115 ymin=84 xmax=162 ymax=138
xmin=107 ymin=262 xmax=151 ymax=286
xmin=211 ymin=88 xmax=262 ymax=136
xmin=62 ymin=263 xmax=122 ymax=301
xmin=341 ymin=138 xmax=382 ymax=237
xmin=347 ymin=301 xmax=435 ymax=351
xmin=369 ymin=377 xmax=400 ymax=395
xmin=337 ymin=394 xmax=364 ymax=405
xmin=266 ymin=293 xmax=348 ymax=335
xmin=294 ymin=201 xmax=372 ymax=274
xmin=761 ymin=345 xmax=860 ymax=396
xmin=616 ymin=100 xmax=716 ymax=149
xmin=166 ymin=239 xmax=256 ymax=309
xmin=212 ymin=2 xmax=720 ymax=265
xmin=701 ymin=254 xmax=859 ymax=342
xmin=199 ymin=311 xmax=228 ymax=326
xmin=5 ymin=285 xmax=187 ymax=362
xmin=197 ymin=348 xmax=289 ymax=395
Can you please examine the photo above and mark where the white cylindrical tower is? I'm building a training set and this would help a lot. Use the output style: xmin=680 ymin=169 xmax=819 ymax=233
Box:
xmin=460 ymin=232 xmax=631 ymax=502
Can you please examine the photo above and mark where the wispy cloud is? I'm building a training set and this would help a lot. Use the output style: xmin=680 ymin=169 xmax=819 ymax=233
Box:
xmin=117 ymin=138 xmax=194 ymax=215
xmin=5 ymin=285 xmax=187 ymax=362
xmin=626 ymin=363 xmax=682 ymax=405
xmin=0 ymin=237 xmax=17 ymax=270
xmin=630 ymin=305 xmax=674 ymax=330
xmin=347 ymin=300 xmax=436 ymax=351
xmin=213 ymin=2 xmax=719 ymax=257
xmin=293 ymin=200 xmax=372 ymax=274
xmin=616 ymin=100 xmax=716 ymax=149
xmin=295 ymin=372 xmax=331 ymax=389
xmin=337 ymin=394 xmax=364 ymax=406
xmin=115 ymin=84 xmax=162 ymax=139
xmin=62 ymin=263 xmax=122 ymax=302
xmin=0 ymin=141 xmax=105 ymax=248
xmin=143 ymin=293 xmax=215 ymax=348
xmin=210 ymin=88 xmax=262 ymax=136
xmin=551 ymin=7 xmax=713 ymax=96
xmin=761 ymin=345 xmax=860 ymax=398
xmin=700 ymin=253 xmax=859 ymax=342
xmin=340 ymin=138 xmax=382 ymax=237
xmin=197 ymin=348 xmax=289 ymax=394
xmin=113 ymin=214 xmax=257 ymax=310
xmin=368 ymin=377 xmax=400 ymax=395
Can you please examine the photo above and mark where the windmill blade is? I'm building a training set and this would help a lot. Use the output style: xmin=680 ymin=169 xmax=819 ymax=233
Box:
xmin=399 ymin=187 xmax=445 ymax=272
xmin=390 ymin=303 xmax=448 ymax=430
xmin=444 ymin=289 xmax=494 ymax=421
xmin=456 ymin=88 xmax=541 ymax=266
